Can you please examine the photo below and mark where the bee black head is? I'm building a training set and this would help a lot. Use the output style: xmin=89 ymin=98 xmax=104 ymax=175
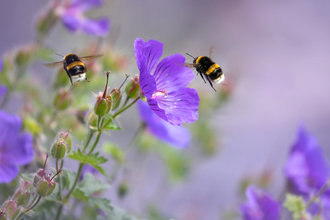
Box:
xmin=64 ymin=54 xmax=80 ymax=62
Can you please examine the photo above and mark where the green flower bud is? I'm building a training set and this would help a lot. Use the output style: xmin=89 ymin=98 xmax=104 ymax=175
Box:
xmin=86 ymin=109 xmax=98 ymax=128
xmin=13 ymin=181 xmax=32 ymax=208
xmin=3 ymin=200 xmax=19 ymax=219
xmin=51 ymin=140 xmax=66 ymax=159
xmin=94 ymin=92 xmax=111 ymax=116
xmin=110 ymin=89 xmax=122 ymax=110
xmin=33 ymin=154 xmax=62 ymax=197
xmin=36 ymin=179 xmax=56 ymax=197
xmin=53 ymin=88 xmax=72 ymax=110
xmin=125 ymin=76 xmax=140 ymax=99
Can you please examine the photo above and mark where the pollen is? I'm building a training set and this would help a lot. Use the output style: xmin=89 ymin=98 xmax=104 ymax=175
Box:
xmin=152 ymin=90 xmax=168 ymax=99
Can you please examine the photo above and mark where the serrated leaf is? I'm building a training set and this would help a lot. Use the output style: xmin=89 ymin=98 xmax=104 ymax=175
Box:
xmin=67 ymin=149 xmax=109 ymax=178
xmin=103 ymin=143 xmax=125 ymax=164
xmin=102 ymin=115 xmax=122 ymax=130
xmin=75 ymin=173 xmax=110 ymax=196
xmin=72 ymin=188 xmax=89 ymax=202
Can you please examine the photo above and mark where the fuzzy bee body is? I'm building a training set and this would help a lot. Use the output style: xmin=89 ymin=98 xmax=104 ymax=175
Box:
xmin=45 ymin=53 xmax=102 ymax=86
xmin=186 ymin=52 xmax=225 ymax=91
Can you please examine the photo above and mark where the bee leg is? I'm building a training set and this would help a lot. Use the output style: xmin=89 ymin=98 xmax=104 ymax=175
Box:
xmin=206 ymin=76 xmax=216 ymax=91
xmin=199 ymin=72 xmax=207 ymax=83
xmin=85 ymin=77 xmax=90 ymax=82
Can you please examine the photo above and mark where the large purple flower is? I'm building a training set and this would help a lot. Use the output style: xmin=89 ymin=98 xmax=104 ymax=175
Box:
xmin=134 ymin=38 xmax=199 ymax=126
xmin=58 ymin=0 xmax=110 ymax=36
xmin=284 ymin=125 xmax=330 ymax=196
xmin=0 ymin=111 xmax=34 ymax=183
xmin=137 ymin=100 xmax=190 ymax=148
xmin=0 ymin=61 xmax=7 ymax=97
xmin=240 ymin=186 xmax=280 ymax=220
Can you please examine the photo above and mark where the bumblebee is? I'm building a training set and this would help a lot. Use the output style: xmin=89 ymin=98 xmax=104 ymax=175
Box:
xmin=45 ymin=53 xmax=102 ymax=86
xmin=186 ymin=49 xmax=224 ymax=91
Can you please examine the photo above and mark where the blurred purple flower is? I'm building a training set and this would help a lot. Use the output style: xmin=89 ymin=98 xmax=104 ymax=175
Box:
xmin=0 ymin=61 xmax=7 ymax=97
xmin=79 ymin=164 xmax=99 ymax=181
xmin=240 ymin=186 xmax=280 ymax=220
xmin=284 ymin=125 xmax=330 ymax=196
xmin=134 ymin=38 xmax=199 ymax=126
xmin=58 ymin=0 xmax=110 ymax=36
xmin=137 ymin=100 xmax=190 ymax=148
xmin=0 ymin=111 xmax=34 ymax=183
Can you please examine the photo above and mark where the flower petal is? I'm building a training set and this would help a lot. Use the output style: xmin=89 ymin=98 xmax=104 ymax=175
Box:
xmin=153 ymin=54 xmax=194 ymax=92
xmin=240 ymin=186 xmax=280 ymax=220
xmin=0 ymin=85 xmax=7 ymax=97
xmin=134 ymin=38 xmax=163 ymax=75
xmin=0 ymin=163 xmax=19 ymax=184
xmin=154 ymin=88 xmax=199 ymax=126
xmin=62 ymin=13 xmax=81 ymax=32
xmin=71 ymin=0 xmax=102 ymax=12
xmin=284 ymin=125 xmax=330 ymax=195
xmin=1 ymin=133 xmax=34 ymax=165
xmin=81 ymin=18 xmax=110 ymax=36
xmin=138 ymin=100 xmax=190 ymax=148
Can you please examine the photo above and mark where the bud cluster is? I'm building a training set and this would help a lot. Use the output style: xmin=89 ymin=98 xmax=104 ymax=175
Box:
xmin=125 ymin=76 xmax=140 ymax=99
xmin=50 ymin=130 xmax=72 ymax=159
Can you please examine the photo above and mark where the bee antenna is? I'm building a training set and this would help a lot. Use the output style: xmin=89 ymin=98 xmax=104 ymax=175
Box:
xmin=186 ymin=53 xmax=195 ymax=59
xmin=55 ymin=53 xmax=64 ymax=57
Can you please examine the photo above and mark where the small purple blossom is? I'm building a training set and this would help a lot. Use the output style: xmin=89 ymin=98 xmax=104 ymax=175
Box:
xmin=134 ymin=38 xmax=199 ymax=126
xmin=57 ymin=0 xmax=110 ymax=36
xmin=137 ymin=100 xmax=190 ymax=148
xmin=0 ymin=60 xmax=7 ymax=97
xmin=79 ymin=164 xmax=99 ymax=181
xmin=240 ymin=186 xmax=280 ymax=220
xmin=284 ymin=125 xmax=330 ymax=196
xmin=0 ymin=111 xmax=34 ymax=184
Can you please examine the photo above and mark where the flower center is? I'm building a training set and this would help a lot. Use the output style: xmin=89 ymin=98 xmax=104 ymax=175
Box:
xmin=152 ymin=90 xmax=168 ymax=99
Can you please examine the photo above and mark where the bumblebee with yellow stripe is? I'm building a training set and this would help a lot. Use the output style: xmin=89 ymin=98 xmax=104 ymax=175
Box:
xmin=186 ymin=48 xmax=224 ymax=91
xmin=45 ymin=53 xmax=102 ymax=86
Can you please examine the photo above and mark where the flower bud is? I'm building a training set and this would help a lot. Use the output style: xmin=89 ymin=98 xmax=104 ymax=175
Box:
xmin=33 ymin=154 xmax=62 ymax=197
xmin=0 ymin=209 xmax=6 ymax=220
xmin=50 ymin=130 xmax=72 ymax=159
xmin=15 ymin=45 xmax=35 ymax=67
xmin=2 ymin=200 xmax=20 ymax=219
xmin=53 ymin=88 xmax=72 ymax=110
xmin=86 ymin=109 xmax=98 ymax=128
xmin=110 ymin=89 xmax=122 ymax=110
xmin=94 ymin=92 xmax=111 ymax=116
xmin=118 ymin=181 xmax=129 ymax=199
xmin=125 ymin=76 xmax=140 ymax=99
xmin=12 ymin=180 xmax=32 ymax=207
xmin=94 ymin=71 xmax=112 ymax=116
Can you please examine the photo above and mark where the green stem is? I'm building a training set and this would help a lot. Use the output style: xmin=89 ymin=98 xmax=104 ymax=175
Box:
xmin=306 ymin=181 xmax=330 ymax=208
xmin=64 ymin=163 xmax=84 ymax=201
xmin=87 ymin=132 xmax=102 ymax=156
xmin=25 ymin=195 xmax=41 ymax=212
xmin=83 ymin=130 xmax=93 ymax=153
xmin=53 ymin=203 xmax=63 ymax=220
xmin=113 ymin=97 xmax=140 ymax=119
xmin=56 ymin=159 xmax=63 ymax=201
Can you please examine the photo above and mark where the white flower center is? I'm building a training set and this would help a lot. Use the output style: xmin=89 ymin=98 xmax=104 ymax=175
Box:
xmin=152 ymin=90 xmax=167 ymax=99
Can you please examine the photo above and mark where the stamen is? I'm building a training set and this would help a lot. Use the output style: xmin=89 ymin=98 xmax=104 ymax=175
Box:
xmin=152 ymin=90 xmax=168 ymax=99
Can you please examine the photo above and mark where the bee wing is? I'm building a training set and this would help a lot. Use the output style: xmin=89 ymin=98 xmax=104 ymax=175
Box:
xmin=209 ymin=46 xmax=217 ymax=58
xmin=184 ymin=63 xmax=199 ymax=68
xmin=79 ymin=54 xmax=103 ymax=60
xmin=44 ymin=60 xmax=64 ymax=67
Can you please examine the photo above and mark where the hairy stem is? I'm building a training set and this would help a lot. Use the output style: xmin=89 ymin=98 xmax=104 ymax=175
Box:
xmin=306 ymin=181 xmax=330 ymax=208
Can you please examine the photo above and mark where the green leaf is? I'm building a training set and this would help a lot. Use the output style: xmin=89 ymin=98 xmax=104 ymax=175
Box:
xmin=101 ymin=115 xmax=122 ymax=130
xmin=283 ymin=193 xmax=307 ymax=220
xmin=75 ymin=173 xmax=110 ymax=196
xmin=67 ymin=149 xmax=109 ymax=178
xmin=103 ymin=143 xmax=125 ymax=164
xmin=21 ymin=173 xmax=35 ymax=182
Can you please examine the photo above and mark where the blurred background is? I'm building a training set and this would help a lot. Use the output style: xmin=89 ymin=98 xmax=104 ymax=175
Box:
xmin=2 ymin=0 xmax=330 ymax=219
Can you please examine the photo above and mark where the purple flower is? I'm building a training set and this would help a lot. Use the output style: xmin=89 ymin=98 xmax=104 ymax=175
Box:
xmin=0 ymin=61 xmax=7 ymax=97
xmin=240 ymin=186 xmax=280 ymax=220
xmin=284 ymin=125 xmax=330 ymax=196
xmin=79 ymin=164 xmax=99 ymax=181
xmin=134 ymin=38 xmax=199 ymax=126
xmin=58 ymin=0 xmax=110 ymax=36
xmin=0 ymin=111 xmax=34 ymax=184
xmin=137 ymin=100 xmax=190 ymax=148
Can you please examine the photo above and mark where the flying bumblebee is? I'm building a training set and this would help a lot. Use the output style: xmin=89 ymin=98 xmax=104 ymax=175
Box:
xmin=45 ymin=53 xmax=102 ymax=86
xmin=185 ymin=48 xmax=224 ymax=91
